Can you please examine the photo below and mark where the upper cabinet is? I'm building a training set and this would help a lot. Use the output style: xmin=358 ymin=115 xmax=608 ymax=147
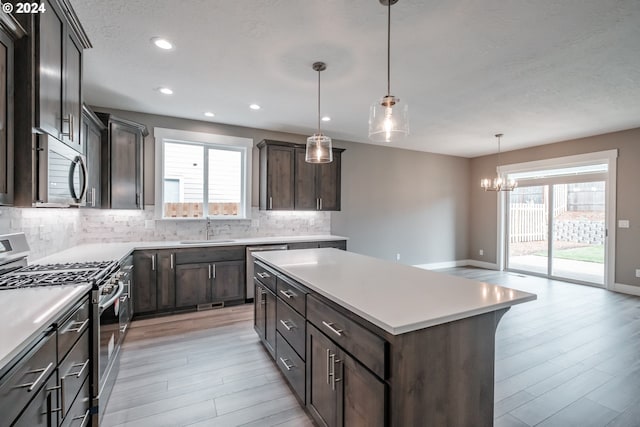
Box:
xmin=258 ymin=140 xmax=344 ymax=211
xmin=0 ymin=15 xmax=18 ymax=206
xmin=81 ymin=105 xmax=105 ymax=208
xmin=12 ymin=0 xmax=91 ymax=206
xmin=96 ymin=112 xmax=148 ymax=210
xmin=35 ymin=0 xmax=86 ymax=152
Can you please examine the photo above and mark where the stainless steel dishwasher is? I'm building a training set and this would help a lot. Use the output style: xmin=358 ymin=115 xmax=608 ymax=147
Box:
xmin=246 ymin=245 xmax=288 ymax=301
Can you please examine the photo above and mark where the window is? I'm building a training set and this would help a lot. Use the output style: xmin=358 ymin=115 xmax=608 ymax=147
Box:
xmin=154 ymin=128 xmax=252 ymax=219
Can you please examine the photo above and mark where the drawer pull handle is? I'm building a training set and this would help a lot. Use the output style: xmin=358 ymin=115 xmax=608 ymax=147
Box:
xmin=322 ymin=321 xmax=343 ymax=337
xmin=14 ymin=362 xmax=53 ymax=392
xmin=279 ymin=357 xmax=294 ymax=371
xmin=279 ymin=289 xmax=295 ymax=299
xmin=279 ymin=319 xmax=295 ymax=331
xmin=66 ymin=318 xmax=89 ymax=334
xmin=72 ymin=409 xmax=90 ymax=427
xmin=67 ymin=358 xmax=90 ymax=378
xmin=257 ymin=272 xmax=270 ymax=279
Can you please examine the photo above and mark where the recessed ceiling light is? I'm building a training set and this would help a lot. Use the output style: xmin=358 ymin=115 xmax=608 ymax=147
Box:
xmin=249 ymin=104 xmax=261 ymax=110
xmin=157 ymin=87 xmax=173 ymax=95
xmin=204 ymin=112 xmax=215 ymax=117
xmin=151 ymin=37 xmax=173 ymax=50
xmin=321 ymin=116 xmax=331 ymax=122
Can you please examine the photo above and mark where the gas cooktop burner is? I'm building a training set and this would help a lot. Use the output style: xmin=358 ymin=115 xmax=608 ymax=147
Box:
xmin=16 ymin=261 xmax=114 ymax=272
xmin=0 ymin=260 xmax=118 ymax=290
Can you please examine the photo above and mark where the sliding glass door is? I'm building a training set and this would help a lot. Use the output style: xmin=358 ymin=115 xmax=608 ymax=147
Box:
xmin=506 ymin=174 xmax=607 ymax=286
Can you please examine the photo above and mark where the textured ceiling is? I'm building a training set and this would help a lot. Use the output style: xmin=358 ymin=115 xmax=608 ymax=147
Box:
xmin=69 ymin=0 xmax=640 ymax=157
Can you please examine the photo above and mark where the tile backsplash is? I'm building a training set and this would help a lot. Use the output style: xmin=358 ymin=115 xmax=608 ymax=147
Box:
xmin=0 ymin=206 xmax=331 ymax=261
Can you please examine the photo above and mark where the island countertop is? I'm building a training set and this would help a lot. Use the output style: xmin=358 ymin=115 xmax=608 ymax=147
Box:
xmin=253 ymin=248 xmax=536 ymax=335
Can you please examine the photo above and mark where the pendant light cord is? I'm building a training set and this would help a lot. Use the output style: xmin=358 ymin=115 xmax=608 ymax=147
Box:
xmin=387 ymin=0 xmax=391 ymax=96
xmin=317 ymin=68 xmax=321 ymax=133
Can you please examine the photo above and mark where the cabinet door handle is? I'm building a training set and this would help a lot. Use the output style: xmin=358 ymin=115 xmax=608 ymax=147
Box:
xmin=326 ymin=348 xmax=332 ymax=385
xmin=170 ymin=253 xmax=175 ymax=269
xmin=279 ymin=289 xmax=295 ymax=299
xmin=14 ymin=362 xmax=53 ymax=392
xmin=61 ymin=114 xmax=73 ymax=140
xmin=91 ymin=188 xmax=96 ymax=207
xmin=212 ymin=264 xmax=216 ymax=278
xmin=322 ymin=321 xmax=343 ymax=337
xmin=65 ymin=318 xmax=89 ymax=334
xmin=67 ymin=358 xmax=90 ymax=378
xmin=151 ymin=254 xmax=156 ymax=271
xmin=208 ymin=264 xmax=212 ymax=279
xmin=279 ymin=357 xmax=294 ymax=371
xmin=257 ymin=272 xmax=270 ymax=279
xmin=320 ymin=198 xmax=323 ymax=210
xmin=279 ymin=319 xmax=295 ymax=331
xmin=269 ymin=197 xmax=273 ymax=210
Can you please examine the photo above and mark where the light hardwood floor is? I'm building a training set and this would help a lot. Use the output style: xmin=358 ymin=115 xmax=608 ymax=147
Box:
xmin=103 ymin=267 xmax=640 ymax=427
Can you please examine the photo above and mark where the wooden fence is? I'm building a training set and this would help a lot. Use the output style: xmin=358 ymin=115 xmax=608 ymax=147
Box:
xmin=509 ymin=203 xmax=547 ymax=243
xmin=163 ymin=202 xmax=239 ymax=218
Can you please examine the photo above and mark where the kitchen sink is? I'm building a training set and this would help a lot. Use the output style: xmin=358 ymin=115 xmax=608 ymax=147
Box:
xmin=179 ymin=239 xmax=236 ymax=244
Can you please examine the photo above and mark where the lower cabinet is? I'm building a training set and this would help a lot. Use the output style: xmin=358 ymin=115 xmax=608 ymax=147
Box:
xmin=307 ymin=323 xmax=385 ymax=427
xmin=0 ymin=294 xmax=92 ymax=427
xmin=175 ymin=260 xmax=245 ymax=308
xmin=254 ymin=281 xmax=276 ymax=358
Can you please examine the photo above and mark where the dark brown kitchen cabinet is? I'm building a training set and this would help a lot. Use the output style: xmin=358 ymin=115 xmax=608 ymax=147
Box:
xmin=306 ymin=324 xmax=385 ymax=427
xmin=294 ymin=148 xmax=343 ymax=211
xmin=175 ymin=263 xmax=210 ymax=307
xmin=97 ymin=113 xmax=148 ymax=209
xmin=132 ymin=250 xmax=176 ymax=314
xmin=12 ymin=0 xmax=90 ymax=206
xmin=35 ymin=0 xmax=84 ymax=152
xmin=211 ymin=260 xmax=245 ymax=302
xmin=258 ymin=140 xmax=344 ymax=211
xmin=0 ymin=27 xmax=13 ymax=206
xmin=81 ymin=105 xmax=105 ymax=208
xmin=259 ymin=140 xmax=295 ymax=210
xmin=254 ymin=281 xmax=277 ymax=358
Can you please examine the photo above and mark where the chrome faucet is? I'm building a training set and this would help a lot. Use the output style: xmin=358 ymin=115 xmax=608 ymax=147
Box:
xmin=205 ymin=218 xmax=212 ymax=240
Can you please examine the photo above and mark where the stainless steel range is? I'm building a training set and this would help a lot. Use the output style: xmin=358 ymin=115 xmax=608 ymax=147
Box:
xmin=0 ymin=233 xmax=133 ymax=426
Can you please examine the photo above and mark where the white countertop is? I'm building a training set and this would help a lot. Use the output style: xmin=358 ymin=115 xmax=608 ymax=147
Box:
xmin=253 ymin=248 xmax=536 ymax=335
xmin=34 ymin=235 xmax=347 ymax=264
xmin=0 ymin=284 xmax=92 ymax=374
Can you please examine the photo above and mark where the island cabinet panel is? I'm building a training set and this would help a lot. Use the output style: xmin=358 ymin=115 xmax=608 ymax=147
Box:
xmin=254 ymin=279 xmax=277 ymax=359
xmin=276 ymin=298 xmax=306 ymax=358
xmin=276 ymin=332 xmax=306 ymax=403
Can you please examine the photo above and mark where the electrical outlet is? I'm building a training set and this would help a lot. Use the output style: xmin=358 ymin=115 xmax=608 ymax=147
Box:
xmin=396 ymin=253 xmax=401 ymax=261
xmin=479 ymin=249 xmax=484 ymax=256
xmin=619 ymin=220 xmax=630 ymax=228
xmin=636 ymin=269 xmax=640 ymax=278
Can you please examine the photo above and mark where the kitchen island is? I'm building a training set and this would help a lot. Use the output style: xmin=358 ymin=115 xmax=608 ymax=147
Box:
xmin=253 ymin=248 xmax=536 ymax=427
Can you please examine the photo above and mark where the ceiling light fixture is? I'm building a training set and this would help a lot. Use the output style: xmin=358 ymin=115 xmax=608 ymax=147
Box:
xmin=158 ymin=87 xmax=173 ymax=95
xmin=481 ymin=133 xmax=518 ymax=192
xmin=204 ymin=112 xmax=215 ymax=117
xmin=249 ymin=104 xmax=261 ymax=110
xmin=306 ymin=62 xmax=333 ymax=164
xmin=368 ymin=0 xmax=409 ymax=143
xmin=321 ymin=116 xmax=331 ymax=122
xmin=151 ymin=37 xmax=173 ymax=50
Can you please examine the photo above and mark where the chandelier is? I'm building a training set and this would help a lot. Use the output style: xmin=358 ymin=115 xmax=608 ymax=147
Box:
xmin=480 ymin=133 xmax=517 ymax=192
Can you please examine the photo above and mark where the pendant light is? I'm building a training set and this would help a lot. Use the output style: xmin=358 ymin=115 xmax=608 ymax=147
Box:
xmin=306 ymin=62 xmax=333 ymax=163
xmin=481 ymin=133 xmax=518 ymax=192
xmin=368 ymin=0 xmax=409 ymax=143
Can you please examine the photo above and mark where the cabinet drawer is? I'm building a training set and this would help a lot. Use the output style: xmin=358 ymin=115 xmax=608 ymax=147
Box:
xmin=276 ymin=332 xmax=305 ymax=404
xmin=254 ymin=261 xmax=277 ymax=292
xmin=59 ymin=329 xmax=90 ymax=417
xmin=276 ymin=275 xmax=307 ymax=316
xmin=58 ymin=296 xmax=90 ymax=361
xmin=286 ymin=242 xmax=319 ymax=250
xmin=175 ymin=246 xmax=245 ymax=264
xmin=318 ymin=240 xmax=347 ymax=250
xmin=307 ymin=295 xmax=386 ymax=379
xmin=61 ymin=376 xmax=91 ymax=427
xmin=12 ymin=368 xmax=58 ymax=427
xmin=0 ymin=329 xmax=57 ymax=425
xmin=276 ymin=298 xmax=306 ymax=359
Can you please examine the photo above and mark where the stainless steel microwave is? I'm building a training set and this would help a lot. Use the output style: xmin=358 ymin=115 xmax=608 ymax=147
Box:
xmin=35 ymin=133 xmax=87 ymax=207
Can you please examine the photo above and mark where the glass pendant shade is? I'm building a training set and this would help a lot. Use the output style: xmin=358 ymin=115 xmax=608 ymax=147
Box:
xmin=480 ymin=133 xmax=517 ymax=191
xmin=368 ymin=95 xmax=409 ymax=143
xmin=306 ymin=133 xmax=333 ymax=163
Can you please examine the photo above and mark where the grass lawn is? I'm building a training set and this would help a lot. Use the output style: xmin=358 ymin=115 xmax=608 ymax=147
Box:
xmin=535 ymin=245 xmax=604 ymax=263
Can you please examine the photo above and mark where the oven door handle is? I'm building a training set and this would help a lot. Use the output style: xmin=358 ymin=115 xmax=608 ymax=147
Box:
xmin=99 ymin=281 xmax=125 ymax=311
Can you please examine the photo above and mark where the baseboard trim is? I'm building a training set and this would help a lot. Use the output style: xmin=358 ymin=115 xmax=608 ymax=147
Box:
xmin=613 ymin=282 xmax=640 ymax=297
xmin=414 ymin=259 xmax=499 ymax=271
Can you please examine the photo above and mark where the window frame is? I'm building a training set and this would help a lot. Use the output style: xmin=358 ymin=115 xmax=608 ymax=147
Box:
xmin=154 ymin=127 xmax=253 ymax=220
